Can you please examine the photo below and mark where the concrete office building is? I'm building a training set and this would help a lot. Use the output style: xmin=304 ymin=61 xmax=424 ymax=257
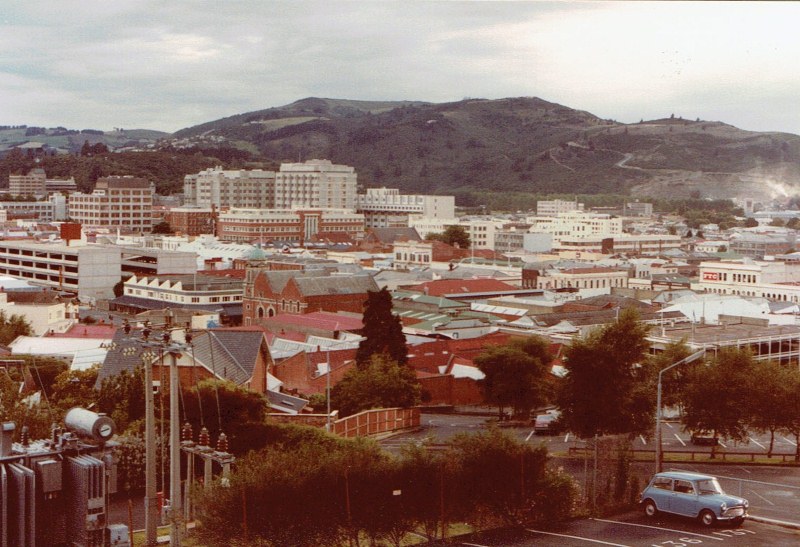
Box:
xmin=0 ymin=193 xmax=68 ymax=221
xmin=68 ymin=176 xmax=154 ymax=233
xmin=184 ymin=167 xmax=277 ymax=209
xmin=355 ymin=187 xmax=455 ymax=228
xmin=0 ymin=240 xmax=121 ymax=300
xmin=536 ymin=199 xmax=584 ymax=216
xmin=217 ymin=208 xmax=365 ymax=244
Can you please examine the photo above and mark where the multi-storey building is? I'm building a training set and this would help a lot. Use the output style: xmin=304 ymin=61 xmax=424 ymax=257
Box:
xmin=113 ymin=273 xmax=243 ymax=321
xmin=529 ymin=211 xmax=623 ymax=240
xmin=730 ymin=232 xmax=796 ymax=259
xmin=0 ymin=193 xmax=67 ymax=221
xmin=533 ymin=266 xmax=629 ymax=290
xmin=217 ymin=208 xmax=365 ymax=244
xmin=408 ymin=218 xmax=501 ymax=250
xmin=554 ymin=234 xmax=682 ymax=255
xmin=184 ymin=167 xmax=276 ymax=208
xmin=695 ymin=259 xmax=800 ymax=302
xmin=184 ymin=159 xmax=358 ymax=211
xmin=68 ymin=176 xmax=154 ymax=233
xmin=166 ymin=206 xmax=214 ymax=236
xmin=355 ymin=187 xmax=455 ymax=228
xmin=536 ymin=199 xmax=584 ymax=216
xmin=8 ymin=168 xmax=46 ymax=196
xmin=0 ymin=240 xmax=121 ymax=300
xmin=275 ymin=159 xmax=357 ymax=209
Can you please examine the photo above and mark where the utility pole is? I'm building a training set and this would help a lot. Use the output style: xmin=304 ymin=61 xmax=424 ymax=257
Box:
xmin=144 ymin=352 xmax=159 ymax=546
xmin=168 ymin=345 xmax=183 ymax=547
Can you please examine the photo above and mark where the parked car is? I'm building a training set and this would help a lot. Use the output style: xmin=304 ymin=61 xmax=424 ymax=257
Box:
xmin=533 ymin=410 xmax=561 ymax=434
xmin=690 ymin=432 xmax=719 ymax=446
xmin=640 ymin=471 xmax=748 ymax=526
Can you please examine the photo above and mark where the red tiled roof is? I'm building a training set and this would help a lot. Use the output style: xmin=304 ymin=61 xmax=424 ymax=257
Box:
xmin=262 ymin=311 xmax=364 ymax=332
xmin=406 ymin=278 xmax=517 ymax=297
xmin=51 ymin=324 xmax=118 ymax=339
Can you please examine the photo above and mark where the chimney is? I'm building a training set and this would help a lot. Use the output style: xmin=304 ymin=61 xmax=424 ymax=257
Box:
xmin=1 ymin=422 xmax=15 ymax=456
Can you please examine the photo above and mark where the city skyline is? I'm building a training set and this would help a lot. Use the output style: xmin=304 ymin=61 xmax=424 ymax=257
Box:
xmin=2 ymin=1 xmax=799 ymax=134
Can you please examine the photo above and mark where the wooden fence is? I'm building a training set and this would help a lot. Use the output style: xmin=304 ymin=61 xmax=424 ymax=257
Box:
xmin=331 ymin=407 xmax=420 ymax=438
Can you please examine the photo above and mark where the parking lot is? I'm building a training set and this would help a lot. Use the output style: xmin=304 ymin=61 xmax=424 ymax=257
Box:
xmin=450 ymin=514 xmax=799 ymax=546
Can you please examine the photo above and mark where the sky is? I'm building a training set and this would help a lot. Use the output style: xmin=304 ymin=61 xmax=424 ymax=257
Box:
xmin=2 ymin=1 xmax=799 ymax=134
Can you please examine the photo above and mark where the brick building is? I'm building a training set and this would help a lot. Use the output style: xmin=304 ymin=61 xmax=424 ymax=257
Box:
xmin=166 ymin=206 xmax=214 ymax=236
xmin=243 ymin=269 xmax=378 ymax=325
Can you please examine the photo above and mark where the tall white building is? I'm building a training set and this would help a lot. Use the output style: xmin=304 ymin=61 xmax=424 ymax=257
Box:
xmin=184 ymin=167 xmax=276 ymax=209
xmin=528 ymin=211 xmax=622 ymax=240
xmin=536 ymin=199 xmax=584 ymax=216
xmin=275 ymin=159 xmax=357 ymax=209
xmin=355 ymin=188 xmax=455 ymax=228
xmin=183 ymin=159 xmax=358 ymax=210
xmin=408 ymin=218 xmax=501 ymax=249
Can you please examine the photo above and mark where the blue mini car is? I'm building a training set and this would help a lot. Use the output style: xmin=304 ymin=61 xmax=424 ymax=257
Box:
xmin=640 ymin=471 xmax=748 ymax=526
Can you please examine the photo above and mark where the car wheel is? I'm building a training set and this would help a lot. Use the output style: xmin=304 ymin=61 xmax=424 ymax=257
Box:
xmin=699 ymin=509 xmax=717 ymax=527
xmin=643 ymin=499 xmax=658 ymax=518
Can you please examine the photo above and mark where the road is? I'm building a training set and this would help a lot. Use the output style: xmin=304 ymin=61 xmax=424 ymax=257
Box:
xmin=451 ymin=515 xmax=799 ymax=546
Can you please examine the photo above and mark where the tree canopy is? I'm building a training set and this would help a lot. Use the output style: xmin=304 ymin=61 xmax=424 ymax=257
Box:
xmin=331 ymin=354 xmax=420 ymax=417
xmin=425 ymin=225 xmax=471 ymax=248
xmin=356 ymin=287 xmax=408 ymax=367
xmin=557 ymin=308 xmax=653 ymax=438
xmin=475 ymin=336 xmax=553 ymax=418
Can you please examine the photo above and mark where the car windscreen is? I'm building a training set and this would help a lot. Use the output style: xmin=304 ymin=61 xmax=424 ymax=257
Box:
xmin=697 ymin=478 xmax=724 ymax=495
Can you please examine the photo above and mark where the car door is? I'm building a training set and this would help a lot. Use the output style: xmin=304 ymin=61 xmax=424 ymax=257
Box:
xmin=648 ymin=477 xmax=673 ymax=511
xmin=670 ymin=479 xmax=699 ymax=516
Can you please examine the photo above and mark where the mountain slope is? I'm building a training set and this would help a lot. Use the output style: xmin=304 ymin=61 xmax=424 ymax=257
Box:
xmin=170 ymin=97 xmax=800 ymax=200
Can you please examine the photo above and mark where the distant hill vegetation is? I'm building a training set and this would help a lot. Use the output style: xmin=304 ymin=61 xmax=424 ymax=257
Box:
xmin=5 ymin=97 xmax=800 ymax=200
xmin=171 ymin=97 xmax=800 ymax=201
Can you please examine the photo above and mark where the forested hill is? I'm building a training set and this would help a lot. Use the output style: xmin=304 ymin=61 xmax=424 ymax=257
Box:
xmin=170 ymin=96 xmax=800 ymax=201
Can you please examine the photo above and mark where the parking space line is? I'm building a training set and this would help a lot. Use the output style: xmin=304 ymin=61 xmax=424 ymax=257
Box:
xmin=564 ymin=433 xmax=570 ymax=443
xmin=749 ymin=489 xmax=776 ymax=506
xmin=749 ymin=438 xmax=765 ymax=450
xmin=461 ymin=543 xmax=490 ymax=547
xmin=674 ymin=433 xmax=686 ymax=446
xmin=590 ymin=518 xmax=723 ymax=540
xmin=525 ymin=528 xmax=631 ymax=546
xmin=525 ymin=430 xmax=534 ymax=442
xmin=665 ymin=422 xmax=674 ymax=429
xmin=783 ymin=437 xmax=797 ymax=446
xmin=718 ymin=440 xmax=727 ymax=448
xmin=640 ymin=435 xmax=647 ymax=445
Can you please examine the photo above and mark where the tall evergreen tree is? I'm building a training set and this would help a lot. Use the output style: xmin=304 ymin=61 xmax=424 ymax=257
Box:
xmin=356 ymin=288 xmax=408 ymax=367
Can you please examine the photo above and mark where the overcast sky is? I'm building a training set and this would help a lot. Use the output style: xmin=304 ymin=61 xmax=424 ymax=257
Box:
xmin=2 ymin=1 xmax=798 ymax=134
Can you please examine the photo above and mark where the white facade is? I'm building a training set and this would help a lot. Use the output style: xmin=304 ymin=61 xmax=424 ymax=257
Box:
xmin=408 ymin=218 xmax=501 ymax=249
xmin=275 ymin=159 xmax=357 ymax=209
xmin=184 ymin=167 xmax=276 ymax=208
xmin=184 ymin=159 xmax=358 ymax=210
xmin=0 ymin=241 xmax=121 ymax=300
xmin=0 ymin=292 xmax=75 ymax=335
xmin=529 ymin=211 xmax=623 ymax=240
xmin=356 ymin=187 xmax=455 ymax=228
xmin=0 ymin=194 xmax=67 ymax=221
xmin=123 ymin=274 xmax=243 ymax=306
xmin=8 ymin=169 xmax=46 ymax=196
xmin=393 ymin=240 xmax=433 ymax=269
xmin=535 ymin=267 xmax=629 ymax=290
xmin=536 ymin=199 xmax=584 ymax=216
xmin=695 ymin=260 xmax=800 ymax=302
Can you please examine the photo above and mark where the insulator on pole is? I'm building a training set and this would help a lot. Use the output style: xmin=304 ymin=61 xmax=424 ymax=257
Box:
xmin=20 ymin=425 xmax=29 ymax=447
xmin=182 ymin=422 xmax=193 ymax=442
xmin=216 ymin=432 xmax=228 ymax=453
xmin=199 ymin=426 xmax=210 ymax=447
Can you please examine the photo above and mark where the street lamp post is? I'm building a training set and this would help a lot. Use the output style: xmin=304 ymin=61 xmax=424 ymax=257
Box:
xmin=655 ymin=349 xmax=705 ymax=473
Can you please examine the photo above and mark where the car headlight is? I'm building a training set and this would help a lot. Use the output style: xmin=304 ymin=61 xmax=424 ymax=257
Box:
xmin=744 ymin=500 xmax=749 ymax=508
xmin=720 ymin=502 xmax=727 ymax=511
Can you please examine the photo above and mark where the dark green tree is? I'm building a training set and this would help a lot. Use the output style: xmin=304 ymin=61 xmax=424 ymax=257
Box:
xmin=0 ymin=311 xmax=32 ymax=345
xmin=425 ymin=225 xmax=471 ymax=248
xmin=681 ymin=349 xmax=756 ymax=455
xmin=356 ymin=287 xmax=407 ymax=367
xmin=475 ymin=336 xmax=553 ymax=419
xmin=97 ymin=366 xmax=145 ymax=433
xmin=556 ymin=308 xmax=653 ymax=438
xmin=744 ymin=217 xmax=759 ymax=228
xmin=786 ymin=217 xmax=800 ymax=230
xmin=749 ymin=361 xmax=793 ymax=457
xmin=331 ymin=354 xmax=420 ymax=417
